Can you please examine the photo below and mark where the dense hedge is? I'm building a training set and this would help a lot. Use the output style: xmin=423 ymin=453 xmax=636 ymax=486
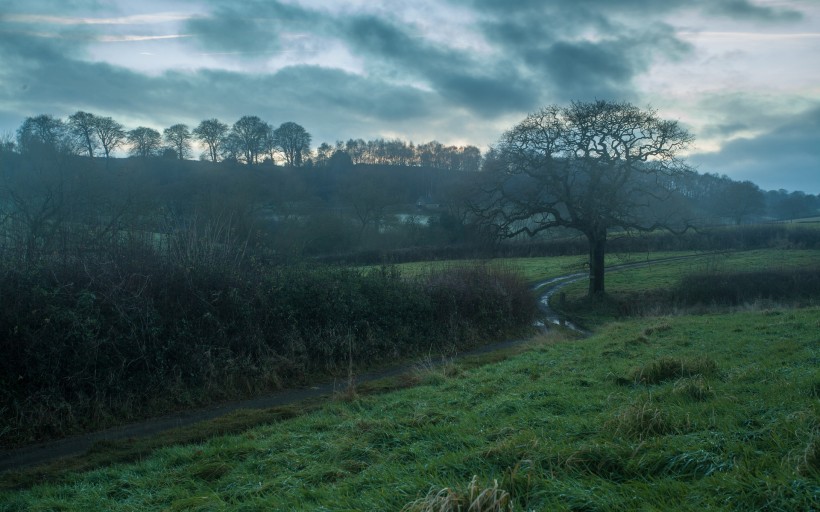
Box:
xmin=0 ymin=259 xmax=535 ymax=447
xmin=674 ymin=267 xmax=820 ymax=305
xmin=320 ymin=224 xmax=820 ymax=264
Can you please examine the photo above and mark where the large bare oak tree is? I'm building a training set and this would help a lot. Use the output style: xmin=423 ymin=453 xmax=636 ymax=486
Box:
xmin=476 ymin=100 xmax=695 ymax=296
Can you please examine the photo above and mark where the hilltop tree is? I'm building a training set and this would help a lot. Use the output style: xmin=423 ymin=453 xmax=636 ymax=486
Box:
xmin=273 ymin=122 xmax=311 ymax=167
xmin=68 ymin=111 xmax=99 ymax=158
xmin=476 ymin=100 xmax=694 ymax=296
xmin=231 ymin=116 xmax=268 ymax=165
xmin=163 ymin=123 xmax=192 ymax=160
xmin=126 ymin=126 xmax=162 ymax=158
xmin=94 ymin=116 xmax=126 ymax=159
xmin=16 ymin=115 xmax=72 ymax=155
xmin=193 ymin=118 xmax=228 ymax=162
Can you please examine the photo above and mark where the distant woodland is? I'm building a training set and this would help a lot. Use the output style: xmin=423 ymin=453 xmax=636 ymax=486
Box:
xmin=2 ymin=111 xmax=818 ymax=264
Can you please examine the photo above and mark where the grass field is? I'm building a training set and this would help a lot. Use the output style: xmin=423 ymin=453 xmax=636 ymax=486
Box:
xmin=2 ymin=305 xmax=818 ymax=510
xmin=3 ymin=248 xmax=819 ymax=510
xmin=560 ymin=249 xmax=820 ymax=298
xmin=388 ymin=250 xmax=702 ymax=283
xmin=550 ymin=249 xmax=820 ymax=329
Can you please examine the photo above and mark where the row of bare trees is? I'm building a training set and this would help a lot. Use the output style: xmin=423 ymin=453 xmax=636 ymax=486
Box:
xmin=315 ymin=138 xmax=482 ymax=172
xmin=8 ymin=112 xmax=314 ymax=167
xmin=7 ymin=113 xmax=485 ymax=172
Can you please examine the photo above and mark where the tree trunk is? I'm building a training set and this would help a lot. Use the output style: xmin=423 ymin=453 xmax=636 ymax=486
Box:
xmin=588 ymin=228 xmax=606 ymax=296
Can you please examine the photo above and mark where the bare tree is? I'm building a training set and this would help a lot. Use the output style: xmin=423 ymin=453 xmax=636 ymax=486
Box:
xmin=68 ymin=111 xmax=99 ymax=158
xmin=16 ymin=115 xmax=73 ymax=155
xmin=475 ymin=100 xmax=694 ymax=296
xmin=315 ymin=142 xmax=334 ymax=167
xmin=163 ymin=124 xmax=192 ymax=160
xmin=127 ymin=127 xmax=162 ymax=158
xmin=193 ymin=118 xmax=228 ymax=162
xmin=273 ymin=122 xmax=311 ymax=167
xmin=231 ymin=116 xmax=268 ymax=165
xmin=94 ymin=116 xmax=126 ymax=159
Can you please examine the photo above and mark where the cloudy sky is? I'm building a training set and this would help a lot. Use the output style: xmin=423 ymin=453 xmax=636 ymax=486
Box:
xmin=1 ymin=0 xmax=818 ymax=192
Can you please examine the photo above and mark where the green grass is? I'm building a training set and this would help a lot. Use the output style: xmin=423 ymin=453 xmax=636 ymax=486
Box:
xmin=554 ymin=249 xmax=820 ymax=328
xmin=3 ymin=308 xmax=818 ymax=510
xmin=388 ymin=250 xmax=700 ymax=283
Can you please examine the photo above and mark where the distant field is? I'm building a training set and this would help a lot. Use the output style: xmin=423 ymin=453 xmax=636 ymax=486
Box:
xmin=3 ymin=307 xmax=818 ymax=510
xmin=559 ymin=249 xmax=820 ymax=298
xmin=387 ymin=250 xmax=702 ymax=283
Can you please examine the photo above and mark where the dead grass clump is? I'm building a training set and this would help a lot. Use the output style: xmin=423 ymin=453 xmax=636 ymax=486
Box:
xmin=631 ymin=356 xmax=718 ymax=385
xmin=402 ymin=475 xmax=513 ymax=512
xmin=673 ymin=376 xmax=715 ymax=401
xmin=610 ymin=402 xmax=675 ymax=439
xmin=642 ymin=323 xmax=672 ymax=337
xmin=797 ymin=427 xmax=820 ymax=476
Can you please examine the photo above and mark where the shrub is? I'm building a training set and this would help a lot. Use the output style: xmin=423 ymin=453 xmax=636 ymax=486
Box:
xmin=675 ymin=267 xmax=820 ymax=305
xmin=402 ymin=476 xmax=513 ymax=512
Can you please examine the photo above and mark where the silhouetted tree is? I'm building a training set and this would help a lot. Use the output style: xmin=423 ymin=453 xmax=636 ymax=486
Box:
xmin=273 ymin=122 xmax=311 ymax=167
xmin=127 ymin=126 xmax=162 ymax=158
xmin=231 ymin=116 xmax=268 ymax=165
xmin=0 ymin=131 xmax=14 ymax=153
xmin=193 ymin=118 xmax=228 ymax=162
xmin=16 ymin=115 xmax=72 ymax=155
xmin=475 ymin=101 xmax=694 ymax=296
xmin=163 ymin=124 xmax=192 ymax=160
xmin=68 ymin=111 xmax=99 ymax=158
xmin=94 ymin=116 xmax=126 ymax=159
xmin=315 ymin=142 xmax=334 ymax=167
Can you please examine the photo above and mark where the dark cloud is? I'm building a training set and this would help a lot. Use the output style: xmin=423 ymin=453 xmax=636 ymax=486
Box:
xmin=0 ymin=30 xmax=443 ymax=145
xmin=341 ymin=15 xmax=538 ymax=116
xmin=464 ymin=0 xmax=801 ymax=21
xmin=706 ymin=0 xmax=803 ymax=22
xmin=690 ymin=107 xmax=820 ymax=193
xmin=184 ymin=0 xmax=323 ymax=55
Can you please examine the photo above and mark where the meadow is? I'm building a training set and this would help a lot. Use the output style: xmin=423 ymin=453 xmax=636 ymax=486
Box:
xmin=2 ymin=248 xmax=818 ymax=510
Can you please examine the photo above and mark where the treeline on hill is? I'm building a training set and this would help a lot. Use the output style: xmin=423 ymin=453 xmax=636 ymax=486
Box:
xmin=6 ymin=112 xmax=482 ymax=171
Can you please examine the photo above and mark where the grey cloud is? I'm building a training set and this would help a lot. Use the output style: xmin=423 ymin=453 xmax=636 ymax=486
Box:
xmin=184 ymin=0 xmax=323 ymax=54
xmin=184 ymin=5 xmax=540 ymax=117
xmin=343 ymin=15 xmax=538 ymax=116
xmin=463 ymin=0 xmax=801 ymax=21
xmin=0 ymin=30 xmax=446 ymax=144
xmin=706 ymin=0 xmax=803 ymax=22
xmin=0 ymin=0 xmax=107 ymax=15
xmin=690 ymin=106 xmax=820 ymax=193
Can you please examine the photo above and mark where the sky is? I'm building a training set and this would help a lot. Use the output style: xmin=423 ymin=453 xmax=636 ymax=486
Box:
xmin=0 ymin=0 xmax=818 ymax=193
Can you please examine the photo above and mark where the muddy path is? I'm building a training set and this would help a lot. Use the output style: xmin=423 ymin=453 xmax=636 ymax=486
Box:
xmin=0 ymin=252 xmax=709 ymax=474
xmin=532 ymin=252 xmax=708 ymax=334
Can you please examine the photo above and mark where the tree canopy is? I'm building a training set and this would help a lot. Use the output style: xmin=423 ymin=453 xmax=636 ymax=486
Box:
xmin=476 ymin=100 xmax=695 ymax=295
